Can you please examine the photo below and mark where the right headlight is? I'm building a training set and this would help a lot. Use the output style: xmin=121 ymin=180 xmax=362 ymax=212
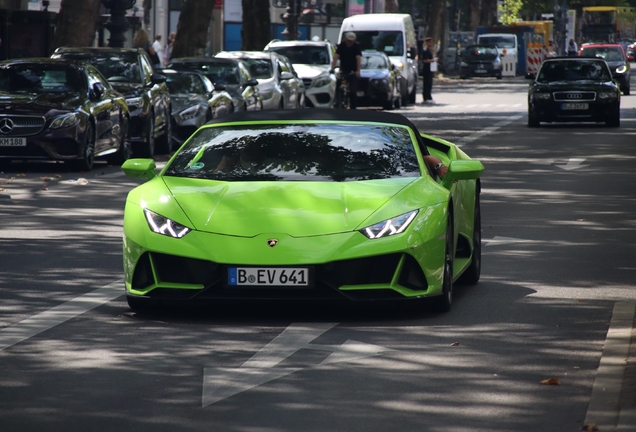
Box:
xmin=532 ymin=92 xmax=551 ymax=100
xmin=143 ymin=209 xmax=191 ymax=238
xmin=313 ymin=75 xmax=332 ymax=88
xmin=598 ymin=92 xmax=618 ymax=100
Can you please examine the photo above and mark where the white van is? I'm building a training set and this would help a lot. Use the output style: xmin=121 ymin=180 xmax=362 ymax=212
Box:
xmin=338 ymin=13 xmax=418 ymax=105
xmin=477 ymin=33 xmax=518 ymax=76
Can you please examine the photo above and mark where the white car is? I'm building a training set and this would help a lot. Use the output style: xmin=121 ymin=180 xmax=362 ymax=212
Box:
xmin=264 ymin=39 xmax=337 ymax=109
xmin=214 ymin=51 xmax=303 ymax=110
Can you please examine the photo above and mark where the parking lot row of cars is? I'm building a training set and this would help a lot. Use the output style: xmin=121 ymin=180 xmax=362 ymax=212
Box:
xmin=0 ymin=39 xmax=407 ymax=171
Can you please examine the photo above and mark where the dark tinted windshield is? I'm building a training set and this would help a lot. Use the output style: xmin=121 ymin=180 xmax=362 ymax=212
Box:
xmin=537 ymin=60 xmax=612 ymax=82
xmin=54 ymin=52 xmax=141 ymax=83
xmin=267 ymin=46 xmax=330 ymax=65
xmin=354 ymin=31 xmax=404 ymax=56
xmin=478 ymin=36 xmax=516 ymax=48
xmin=165 ymin=123 xmax=420 ymax=182
xmin=167 ymin=61 xmax=241 ymax=85
xmin=580 ymin=47 xmax=624 ymax=61
xmin=237 ymin=59 xmax=273 ymax=79
xmin=361 ymin=55 xmax=388 ymax=70
xmin=0 ymin=64 xmax=85 ymax=93
xmin=463 ymin=45 xmax=498 ymax=58
xmin=165 ymin=73 xmax=206 ymax=94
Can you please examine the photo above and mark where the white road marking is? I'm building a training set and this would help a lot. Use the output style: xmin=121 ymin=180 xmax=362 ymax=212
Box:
xmin=454 ymin=115 xmax=523 ymax=146
xmin=483 ymin=236 xmax=533 ymax=246
xmin=0 ymin=281 xmax=124 ymax=351
xmin=555 ymin=158 xmax=588 ymax=170
xmin=202 ymin=323 xmax=394 ymax=407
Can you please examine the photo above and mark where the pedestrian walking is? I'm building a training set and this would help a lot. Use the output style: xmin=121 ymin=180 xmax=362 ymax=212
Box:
xmin=152 ymin=34 xmax=164 ymax=68
xmin=330 ymin=31 xmax=362 ymax=109
xmin=567 ymin=39 xmax=578 ymax=57
xmin=133 ymin=29 xmax=161 ymax=69
xmin=420 ymin=37 xmax=438 ymax=104
xmin=164 ymin=32 xmax=176 ymax=65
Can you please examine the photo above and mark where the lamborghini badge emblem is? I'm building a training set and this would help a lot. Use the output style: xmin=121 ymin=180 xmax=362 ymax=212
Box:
xmin=267 ymin=239 xmax=278 ymax=247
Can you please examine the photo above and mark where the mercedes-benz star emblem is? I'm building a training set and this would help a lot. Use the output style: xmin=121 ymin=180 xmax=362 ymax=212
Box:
xmin=0 ymin=118 xmax=14 ymax=135
xmin=267 ymin=239 xmax=279 ymax=247
xmin=567 ymin=93 xmax=583 ymax=99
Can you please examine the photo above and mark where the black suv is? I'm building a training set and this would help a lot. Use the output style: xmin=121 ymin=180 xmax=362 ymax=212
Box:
xmin=52 ymin=47 xmax=172 ymax=156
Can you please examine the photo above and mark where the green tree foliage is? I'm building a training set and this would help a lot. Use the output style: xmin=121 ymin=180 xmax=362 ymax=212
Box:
xmin=499 ymin=0 xmax=523 ymax=25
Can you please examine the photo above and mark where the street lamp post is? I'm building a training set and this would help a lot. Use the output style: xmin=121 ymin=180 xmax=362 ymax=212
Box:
xmin=102 ymin=0 xmax=136 ymax=47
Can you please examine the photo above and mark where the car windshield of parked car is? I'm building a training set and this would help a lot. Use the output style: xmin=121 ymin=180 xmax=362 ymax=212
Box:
xmin=463 ymin=45 xmax=498 ymax=60
xmin=165 ymin=123 xmax=420 ymax=182
xmin=580 ymin=47 xmax=624 ymax=61
xmin=56 ymin=52 xmax=142 ymax=84
xmin=165 ymin=73 xmax=206 ymax=95
xmin=0 ymin=64 xmax=85 ymax=93
xmin=239 ymin=59 xmax=274 ymax=80
xmin=168 ymin=61 xmax=241 ymax=85
xmin=355 ymin=31 xmax=404 ymax=56
xmin=478 ymin=36 xmax=516 ymax=48
xmin=361 ymin=55 xmax=388 ymax=70
xmin=536 ymin=60 xmax=612 ymax=82
xmin=267 ymin=46 xmax=330 ymax=65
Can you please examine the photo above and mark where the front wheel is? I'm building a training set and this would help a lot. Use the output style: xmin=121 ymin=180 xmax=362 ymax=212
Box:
xmin=72 ymin=122 xmax=95 ymax=172
xmin=458 ymin=192 xmax=481 ymax=285
xmin=137 ymin=116 xmax=155 ymax=158
xmin=433 ymin=214 xmax=454 ymax=312
xmin=156 ymin=113 xmax=173 ymax=154
xmin=528 ymin=108 xmax=540 ymax=128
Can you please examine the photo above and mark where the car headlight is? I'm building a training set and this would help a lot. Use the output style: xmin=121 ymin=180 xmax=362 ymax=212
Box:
xmin=178 ymin=104 xmax=205 ymax=121
xmin=360 ymin=210 xmax=418 ymax=239
xmin=50 ymin=113 xmax=80 ymax=129
xmin=126 ymin=97 xmax=142 ymax=108
xmin=532 ymin=92 xmax=551 ymax=100
xmin=313 ymin=75 xmax=332 ymax=88
xmin=616 ymin=65 xmax=627 ymax=74
xmin=143 ymin=208 xmax=191 ymax=238
xmin=598 ymin=92 xmax=618 ymax=100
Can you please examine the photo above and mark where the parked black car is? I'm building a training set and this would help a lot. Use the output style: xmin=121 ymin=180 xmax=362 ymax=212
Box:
xmin=459 ymin=44 xmax=503 ymax=79
xmin=0 ymin=58 xmax=130 ymax=171
xmin=166 ymin=57 xmax=262 ymax=112
xmin=528 ymin=57 xmax=621 ymax=127
xmin=52 ymin=47 xmax=172 ymax=156
xmin=579 ymin=43 xmax=630 ymax=95
xmin=357 ymin=51 xmax=401 ymax=110
xmin=160 ymin=69 xmax=234 ymax=146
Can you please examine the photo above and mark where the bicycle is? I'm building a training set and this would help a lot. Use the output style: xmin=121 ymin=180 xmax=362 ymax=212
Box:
xmin=333 ymin=70 xmax=355 ymax=109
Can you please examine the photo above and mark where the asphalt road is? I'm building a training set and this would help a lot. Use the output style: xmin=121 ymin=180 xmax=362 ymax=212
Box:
xmin=1 ymin=75 xmax=635 ymax=432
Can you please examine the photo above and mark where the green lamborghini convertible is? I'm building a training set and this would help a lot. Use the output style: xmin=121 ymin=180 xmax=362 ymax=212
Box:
xmin=121 ymin=109 xmax=484 ymax=312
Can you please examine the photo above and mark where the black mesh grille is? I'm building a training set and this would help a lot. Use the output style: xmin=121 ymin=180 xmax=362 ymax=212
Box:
xmin=397 ymin=254 xmax=428 ymax=290
xmin=0 ymin=115 xmax=45 ymax=137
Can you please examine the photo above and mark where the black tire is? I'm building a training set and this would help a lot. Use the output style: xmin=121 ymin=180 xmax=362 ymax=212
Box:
xmin=458 ymin=191 xmax=481 ymax=285
xmin=138 ymin=116 xmax=155 ymax=158
xmin=408 ymin=82 xmax=416 ymax=104
xmin=433 ymin=213 xmax=454 ymax=312
xmin=106 ymin=118 xmax=132 ymax=166
xmin=72 ymin=122 xmax=95 ymax=172
xmin=528 ymin=108 xmax=540 ymax=128
xmin=623 ymin=80 xmax=630 ymax=96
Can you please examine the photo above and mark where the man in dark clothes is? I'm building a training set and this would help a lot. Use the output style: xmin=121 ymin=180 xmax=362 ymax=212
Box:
xmin=330 ymin=31 xmax=362 ymax=109
xmin=420 ymin=37 xmax=438 ymax=103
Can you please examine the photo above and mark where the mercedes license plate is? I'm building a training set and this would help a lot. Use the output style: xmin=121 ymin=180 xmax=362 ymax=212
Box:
xmin=228 ymin=267 xmax=310 ymax=287
xmin=356 ymin=91 xmax=365 ymax=97
xmin=561 ymin=103 xmax=588 ymax=110
xmin=474 ymin=69 xmax=487 ymax=73
xmin=0 ymin=137 xmax=26 ymax=146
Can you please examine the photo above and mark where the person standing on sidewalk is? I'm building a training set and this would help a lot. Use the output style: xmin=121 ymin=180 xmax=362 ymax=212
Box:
xmin=420 ymin=37 xmax=438 ymax=104
xmin=330 ymin=32 xmax=362 ymax=109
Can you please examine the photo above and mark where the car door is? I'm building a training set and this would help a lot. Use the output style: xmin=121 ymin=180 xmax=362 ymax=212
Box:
xmin=84 ymin=67 xmax=118 ymax=154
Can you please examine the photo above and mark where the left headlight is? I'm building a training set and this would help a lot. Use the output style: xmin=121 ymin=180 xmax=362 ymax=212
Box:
xmin=313 ymin=74 xmax=332 ymax=88
xmin=50 ymin=113 xmax=80 ymax=129
xmin=598 ymin=91 xmax=618 ymax=100
xmin=532 ymin=92 xmax=551 ymax=100
xmin=360 ymin=210 xmax=418 ymax=239
xmin=616 ymin=65 xmax=627 ymax=74
xmin=178 ymin=104 xmax=205 ymax=121
xmin=144 ymin=208 xmax=191 ymax=238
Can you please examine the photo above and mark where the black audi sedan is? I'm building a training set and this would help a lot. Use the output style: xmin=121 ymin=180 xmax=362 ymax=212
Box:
xmin=0 ymin=58 xmax=130 ymax=171
xmin=52 ymin=47 xmax=172 ymax=156
xmin=528 ymin=57 xmax=621 ymax=127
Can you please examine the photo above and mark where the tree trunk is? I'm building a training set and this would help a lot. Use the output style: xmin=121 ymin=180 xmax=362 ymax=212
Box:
xmin=52 ymin=0 xmax=102 ymax=53
xmin=427 ymin=0 xmax=445 ymax=47
xmin=469 ymin=0 xmax=481 ymax=31
xmin=171 ymin=0 xmax=215 ymax=58
xmin=241 ymin=0 xmax=271 ymax=50
xmin=480 ymin=0 xmax=498 ymax=27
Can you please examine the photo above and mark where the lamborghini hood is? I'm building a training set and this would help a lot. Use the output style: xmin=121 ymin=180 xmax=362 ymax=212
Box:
xmin=161 ymin=177 xmax=425 ymax=237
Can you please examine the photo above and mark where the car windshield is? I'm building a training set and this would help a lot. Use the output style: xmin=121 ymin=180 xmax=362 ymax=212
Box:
xmin=537 ymin=60 xmax=612 ymax=82
xmin=165 ymin=123 xmax=420 ymax=182
xmin=463 ymin=45 xmax=498 ymax=58
xmin=580 ymin=47 xmax=624 ymax=61
xmin=54 ymin=52 xmax=141 ymax=83
xmin=354 ymin=31 xmax=404 ymax=56
xmin=361 ymin=55 xmax=388 ymax=70
xmin=165 ymin=73 xmax=206 ymax=95
xmin=237 ymin=59 xmax=273 ymax=79
xmin=0 ymin=64 xmax=85 ymax=93
xmin=168 ymin=61 xmax=241 ymax=85
xmin=267 ymin=46 xmax=330 ymax=65
xmin=478 ymin=36 xmax=516 ymax=48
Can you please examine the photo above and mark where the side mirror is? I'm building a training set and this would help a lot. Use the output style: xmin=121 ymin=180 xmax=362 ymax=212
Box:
xmin=91 ymin=82 xmax=105 ymax=100
xmin=440 ymin=160 xmax=484 ymax=189
xmin=244 ymin=78 xmax=259 ymax=88
xmin=150 ymin=74 xmax=166 ymax=86
xmin=280 ymin=71 xmax=294 ymax=80
xmin=122 ymin=158 xmax=157 ymax=180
